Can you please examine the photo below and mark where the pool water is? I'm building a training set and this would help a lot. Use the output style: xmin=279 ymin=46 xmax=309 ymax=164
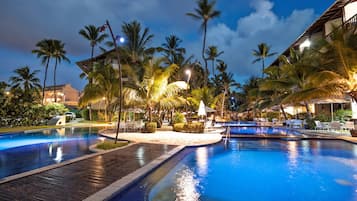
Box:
xmin=0 ymin=127 xmax=99 ymax=179
xmin=229 ymin=126 xmax=301 ymax=135
xmin=114 ymin=139 xmax=357 ymax=201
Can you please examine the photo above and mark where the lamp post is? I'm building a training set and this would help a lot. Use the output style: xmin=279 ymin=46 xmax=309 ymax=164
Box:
xmin=101 ymin=20 xmax=125 ymax=143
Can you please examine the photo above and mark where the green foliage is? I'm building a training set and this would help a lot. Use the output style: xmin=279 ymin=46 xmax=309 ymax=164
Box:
xmin=144 ymin=122 xmax=157 ymax=133
xmin=305 ymin=118 xmax=316 ymax=129
xmin=44 ymin=103 xmax=69 ymax=117
xmin=80 ymin=109 xmax=90 ymax=120
xmin=314 ymin=113 xmax=331 ymax=122
xmin=96 ymin=141 xmax=128 ymax=150
xmin=173 ymin=122 xmax=204 ymax=133
xmin=334 ymin=109 xmax=352 ymax=122
xmin=265 ymin=111 xmax=280 ymax=121
xmin=173 ymin=112 xmax=186 ymax=124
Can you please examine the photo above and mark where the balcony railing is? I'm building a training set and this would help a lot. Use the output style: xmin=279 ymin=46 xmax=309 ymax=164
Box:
xmin=326 ymin=13 xmax=357 ymax=39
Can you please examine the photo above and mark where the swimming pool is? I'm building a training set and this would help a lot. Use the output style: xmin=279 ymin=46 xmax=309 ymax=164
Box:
xmin=113 ymin=139 xmax=357 ymax=201
xmin=229 ymin=126 xmax=301 ymax=135
xmin=0 ymin=127 xmax=99 ymax=179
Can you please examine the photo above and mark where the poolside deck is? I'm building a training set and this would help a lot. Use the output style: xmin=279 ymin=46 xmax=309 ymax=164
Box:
xmin=0 ymin=143 xmax=176 ymax=201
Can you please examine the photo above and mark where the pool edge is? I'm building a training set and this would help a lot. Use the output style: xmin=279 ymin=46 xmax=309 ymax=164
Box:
xmin=83 ymin=145 xmax=186 ymax=201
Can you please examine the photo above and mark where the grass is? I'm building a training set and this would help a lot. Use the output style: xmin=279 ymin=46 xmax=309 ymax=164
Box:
xmin=0 ymin=125 xmax=62 ymax=133
xmin=96 ymin=141 xmax=129 ymax=150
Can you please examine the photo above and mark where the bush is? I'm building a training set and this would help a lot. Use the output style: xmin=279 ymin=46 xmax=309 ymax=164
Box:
xmin=173 ymin=122 xmax=204 ymax=133
xmin=144 ymin=122 xmax=157 ymax=133
xmin=314 ymin=113 xmax=330 ymax=122
xmin=173 ymin=112 xmax=185 ymax=124
xmin=334 ymin=109 xmax=352 ymax=122
xmin=80 ymin=109 xmax=89 ymax=120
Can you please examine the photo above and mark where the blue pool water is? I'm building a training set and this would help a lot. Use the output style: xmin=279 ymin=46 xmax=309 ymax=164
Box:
xmin=0 ymin=127 xmax=99 ymax=179
xmin=229 ymin=126 xmax=301 ymax=135
xmin=114 ymin=139 xmax=357 ymax=201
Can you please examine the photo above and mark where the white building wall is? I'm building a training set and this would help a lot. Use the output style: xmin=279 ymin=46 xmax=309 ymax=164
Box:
xmin=344 ymin=2 xmax=357 ymax=22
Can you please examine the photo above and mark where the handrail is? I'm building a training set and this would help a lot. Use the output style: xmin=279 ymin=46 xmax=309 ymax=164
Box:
xmin=326 ymin=13 xmax=357 ymax=38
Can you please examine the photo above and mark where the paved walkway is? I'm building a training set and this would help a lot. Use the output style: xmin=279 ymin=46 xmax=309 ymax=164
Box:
xmin=100 ymin=130 xmax=223 ymax=146
xmin=0 ymin=143 xmax=176 ymax=201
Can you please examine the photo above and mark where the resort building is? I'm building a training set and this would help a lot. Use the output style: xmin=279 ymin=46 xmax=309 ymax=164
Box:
xmin=44 ymin=84 xmax=80 ymax=107
xmin=270 ymin=0 xmax=357 ymax=119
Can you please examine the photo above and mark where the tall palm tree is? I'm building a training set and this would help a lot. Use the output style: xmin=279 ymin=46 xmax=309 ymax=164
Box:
xmin=79 ymin=25 xmax=108 ymax=120
xmin=188 ymin=86 xmax=219 ymax=110
xmin=252 ymin=43 xmax=277 ymax=78
xmin=52 ymin=40 xmax=70 ymax=102
xmin=187 ymin=0 xmax=221 ymax=86
xmin=205 ymin=45 xmax=224 ymax=76
xmin=121 ymin=20 xmax=155 ymax=64
xmin=80 ymin=63 xmax=119 ymax=121
xmin=79 ymin=25 xmax=108 ymax=68
xmin=123 ymin=59 xmax=187 ymax=121
xmin=213 ymin=61 xmax=239 ymax=117
xmin=157 ymin=35 xmax=186 ymax=65
xmin=9 ymin=66 xmax=42 ymax=102
xmin=32 ymin=39 xmax=53 ymax=104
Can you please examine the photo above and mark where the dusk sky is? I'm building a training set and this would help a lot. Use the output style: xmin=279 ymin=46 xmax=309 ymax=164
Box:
xmin=0 ymin=0 xmax=335 ymax=91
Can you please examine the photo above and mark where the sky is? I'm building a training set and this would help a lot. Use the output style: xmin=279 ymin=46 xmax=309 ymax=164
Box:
xmin=0 ymin=0 xmax=336 ymax=91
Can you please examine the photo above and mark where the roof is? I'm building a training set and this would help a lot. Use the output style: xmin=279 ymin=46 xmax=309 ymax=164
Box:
xmin=270 ymin=0 xmax=354 ymax=66
xmin=44 ymin=84 xmax=66 ymax=90
xmin=76 ymin=49 xmax=116 ymax=73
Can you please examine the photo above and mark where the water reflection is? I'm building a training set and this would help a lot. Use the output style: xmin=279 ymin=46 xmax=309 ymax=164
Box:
xmin=287 ymin=141 xmax=298 ymax=168
xmin=196 ymin=147 xmax=208 ymax=176
xmin=174 ymin=167 xmax=200 ymax=201
xmin=54 ymin=147 xmax=63 ymax=163
xmin=137 ymin=147 xmax=145 ymax=166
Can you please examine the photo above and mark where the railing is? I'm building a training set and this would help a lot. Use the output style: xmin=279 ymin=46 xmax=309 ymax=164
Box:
xmin=326 ymin=13 xmax=357 ymax=39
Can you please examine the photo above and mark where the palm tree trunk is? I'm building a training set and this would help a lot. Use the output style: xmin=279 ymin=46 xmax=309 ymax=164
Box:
xmin=54 ymin=59 xmax=58 ymax=103
xmin=42 ymin=59 xmax=50 ymax=105
xmin=202 ymin=22 xmax=208 ymax=86
xmin=89 ymin=46 xmax=94 ymax=121
xmin=304 ymin=101 xmax=312 ymax=119
xmin=280 ymin=104 xmax=288 ymax=120
xmin=262 ymin=58 xmax=265 ymax=78
xmin=221 ymin=89 xmax=227 ymax=118
xmin=212 ymin=59 xmax=215 ymax=76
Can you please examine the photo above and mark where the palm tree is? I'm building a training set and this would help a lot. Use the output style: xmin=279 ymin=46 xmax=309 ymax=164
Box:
xmin=123 ymin=59 xmax=187 ymax=121
xmin=52 ymin=40 xmax=70 ymax=102
xmin=80 ymin=63 xmax=119 ymax=121
xmin=213 ymin=61 xmax=239 ymax=117
xmin=205 ymin=45 xmax=224 ymax=76
xmin=9 ymin=66 xmax=42 ymax=102
xmin=121 ymin=20 xmax=155 ymax=64
xmin=79 ymin=25 xmax=108 ymax=120
xmin=157 ymin=35 xmax=186 ymax=65
xmin=79 ymin=25 xmax=108 ymax=68
xmin=32 ymin=39 xmax=53 ymax=104
xmin=252 ymin=43 xmax=277 ymax=78
xmin=188 ymin=87 xmax=218 ymax=111
xmin=187 ymin=0 xmax=221 ymax=86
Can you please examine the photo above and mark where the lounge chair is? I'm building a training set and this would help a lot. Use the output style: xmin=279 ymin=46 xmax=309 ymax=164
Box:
xmin=314 ymin=120 xmax=324 ymax=130
xmin=342 ymin=121 xmax=354 ymax=130
xmin=330 ymin=121 xmax=341 ymax=131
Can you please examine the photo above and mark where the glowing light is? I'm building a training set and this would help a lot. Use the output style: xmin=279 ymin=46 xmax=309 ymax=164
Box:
xmin=299 ymin=39 xmax=311 ymax=51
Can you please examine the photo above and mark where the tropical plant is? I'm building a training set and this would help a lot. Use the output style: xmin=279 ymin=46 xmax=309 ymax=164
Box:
xmin=212 ymin=61 xmax=239 ymax=117
xmin=205 ymin=45 xmax=224 ymax=76
xmin=79 ymin=63 xmax=119 ymax=121
xmin=252 ymin=43 xmax=277 ymax=78
xmin=157 ymin=35 xmax=186 ymax=65
xmin=123 ymin=59 xmax=187 ymax=122
xmin=52 ymin=40 xmax=70 ymax=102
xmin=9 ymin=66 xmax=42 ymax=103
xmin=188 ymin=86 xmax=218 ymax=110
xmin=79 ymin=24 xmax=108 ymax=68
xmin=120 ymin=20 xmax=155 ymax=64
xmin=32 ymin=39 xmax=54 ymax=104
xmin=187 ymin=0 xmax=221 ymax=86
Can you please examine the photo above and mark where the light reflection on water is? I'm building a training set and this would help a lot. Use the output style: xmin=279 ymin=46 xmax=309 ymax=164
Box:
xmin=174 ymin=167 xmax=200 ymax=201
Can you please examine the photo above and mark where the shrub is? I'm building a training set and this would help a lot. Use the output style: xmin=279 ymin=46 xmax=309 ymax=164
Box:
xmin=173 ymin=122 xmax=204 ymax=133
xmin=144 ymin=122 xmax=157 ymax=133
xmin=334 ymin=109 xmax=352 ymax=122
xmin=173 ymin=112 xmax=185 ymax=124
xmin=314 ymin=113 xmax=330 ymax=122
xmin=80 ymin=109 xmax=89 ymax=120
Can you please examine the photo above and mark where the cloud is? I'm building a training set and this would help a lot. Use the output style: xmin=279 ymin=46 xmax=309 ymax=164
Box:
xmin=192 ymin=0 xmax=317 ymax=82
